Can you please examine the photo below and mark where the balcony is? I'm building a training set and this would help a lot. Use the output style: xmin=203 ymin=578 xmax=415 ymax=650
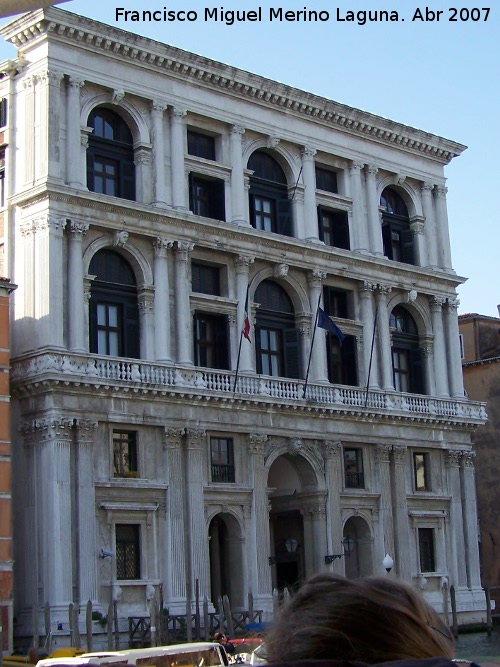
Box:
xmin=11 ymin=351 xmax=487 ymax=427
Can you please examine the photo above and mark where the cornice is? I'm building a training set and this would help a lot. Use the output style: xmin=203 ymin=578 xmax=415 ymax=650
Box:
xmin=1 ymin=7 xmax=466 ymax=165
xmin=12 ymin=183 xmax=467 ymax=292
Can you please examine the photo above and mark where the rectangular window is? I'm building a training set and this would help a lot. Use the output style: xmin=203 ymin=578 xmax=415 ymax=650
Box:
xmin=210 ymin=437 xmax=235 ymax=483
xmin=318 ymin=207 xmax=350 ymax=250
xmin=253 ymin=195 xmax=274 ymax=232
xmin=116 ymin=524 xmax=141 ymax=580
xmin=259 ymin=327 xmax=282 ymax=376
xmin=413 ymin=452 xmax=430 ymax=492
xmin=192 ymin=262 xmax=221 ymax=296
xmin=315 ymin=166 xmax=338 ymax=193
xmin=0 ymin=99 xmax=7 ymax=128
xmin=194 ymin=312 xmax=229 ymax=370
xmin=323 ymin=287 xmax=349 ymax=320
xmin=189 ymin=174 xmax=225 ymax=221
xmin=344 ymin=448 xmax=364 ymax=488
xmin=327 ymin=335 xmax=358 ymax=386
xmin=113 ymin=431 xmax=138 ymax=478
xmin=187 ymin=130 xmax=216 ymax=160
xmin=392 ymin=349 xmax=410 ymax=392
xmin=97 ymin=303 xmax=121 ymax=356
xmin=418 ymin=527 xmax=436 ymax=572
xmin=93 ymin=157 xmax=118 ymax=196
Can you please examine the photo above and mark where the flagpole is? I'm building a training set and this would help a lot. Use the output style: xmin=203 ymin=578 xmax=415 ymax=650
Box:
xmin=364 ymin=301 xmax=378 ymax=407
xmin=302 ymin=291 xmax=322 ymax=399
xmin=233 ymin=284 xmax=250 ymax=394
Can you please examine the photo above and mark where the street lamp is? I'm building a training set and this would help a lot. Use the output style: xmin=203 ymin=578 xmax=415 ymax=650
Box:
xmin=382 ymin=553 xmax=394 ymax=573
xmin=325 ymin=536 xmax=355 ymax=564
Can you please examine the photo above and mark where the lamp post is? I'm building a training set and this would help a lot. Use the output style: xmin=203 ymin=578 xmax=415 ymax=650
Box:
xmin=325 ymin=536 xmax=355 ymax=564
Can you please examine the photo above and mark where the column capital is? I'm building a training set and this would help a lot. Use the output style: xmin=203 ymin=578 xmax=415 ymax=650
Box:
xmin=366 ymin=164 xmax=378 ymax=177
xmin=249 ymin=433 xmax=268 ymax=455
xmin=430 ymin=295 xmax=446 ymax=310
xmin=75 ymin=419 xmax=98 ymax=442
xmin=350 ymin=160 xmax=364 ymax=173
xmin=374 ymin=283 xmax=392 ymax=299
xmin=301 ymin=145 xmax=317 ymax=160
xmin=392 ymin=445 xmax=407 ymax=464
xmin=307 ymin=269 xmax=327 ymax=286
xmin=421 ymin=181 xmax=435 ymax=194
xmin=151 ymin=100 xmax=168 ymax=114
xmin=446 ymin=297 xmax=460 ymax=313
xmin=322 ymin=440 xmax=342 ymax=460
xmin=171 ymin=107 xmax=187 ymax=119
xmin=231 ymin=124 xmax=245 ymax=137
xmin=359 ymin=281 xmax=376 ymax=297
xmin=445 ymin=449 xmax=462 ymax=468
xmin=185 ymin=428 xmax=206 ymax=448
xmin=162 ymin=427 xmax=185 ymax=449
xmin=153 ymin=237 xmax=174 ymax=257
xmin=68 ymin=220 xmax=90 ymax=237
xmin=174 ymin=240 xmax=195 ymax=258
xmin=375 ymin=444 xmax=392 ymax=464
xmin=234 ymin=254 xmax=255 ymax=273
xmin=461 ymin=450 xmax=476 ymax=468
xmin=435 ymin=185 xmax=448 ymax=198
xmin=67 ymin=76 xmax=84 ymax=91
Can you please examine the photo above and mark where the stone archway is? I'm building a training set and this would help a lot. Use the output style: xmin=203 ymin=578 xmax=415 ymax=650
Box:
xmin=343 ymin=515 xmax=373 ymax=579
xmin=208 ymin=512 xmax=244 ymax=608
xmin=268 ymin=452 xmax=325 ymax=591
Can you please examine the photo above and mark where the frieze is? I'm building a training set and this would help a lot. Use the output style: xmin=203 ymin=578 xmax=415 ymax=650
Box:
xmin=3 ymin=11 xmax=465 ymax=165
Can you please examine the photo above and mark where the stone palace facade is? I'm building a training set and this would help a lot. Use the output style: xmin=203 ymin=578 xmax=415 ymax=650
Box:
xmin=0 ymin=6 xmax=488 ymax=641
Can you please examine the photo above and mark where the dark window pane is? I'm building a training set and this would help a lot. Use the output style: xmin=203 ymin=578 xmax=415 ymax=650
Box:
xmin=189 ymin=174 xmax=225 ymax=221
xmin=116 ymin=524 xmax=140 ymax=580
xmin=210 ymin=437 xmax=235 ymax=483
xmin=318 ymin=207 xmax=350 ymax=250
xmin=187 ymin=130 xmax=216 ymax=160
xmin=193 ymin=313 xmax=229 ymax=370
xmin=323 ymin=287 xmax=349 ymax=319
xmin=418 ymin=528 xmax=435 ymax=572
xmin=248 ymin=151 xmax=286 ymax=183
xmin=414 ymin=453 xmax=430 ymax=491
xmin=315 ymin=166 xmax=338 ymax=193
xmin=113 ymin=431 xmax=138 ymax=477
xmin=192 ymin=263 xmax=221 ymax=295
xmin=344 ymin=448 xmax=365 ymax=488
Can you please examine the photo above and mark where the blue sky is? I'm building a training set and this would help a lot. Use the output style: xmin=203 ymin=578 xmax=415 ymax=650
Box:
xmin=1 ymin=0 xmax=498 ymax=317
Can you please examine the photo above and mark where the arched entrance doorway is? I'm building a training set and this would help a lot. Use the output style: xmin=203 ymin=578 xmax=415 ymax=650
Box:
xmin=268 ymin=451 xmax=324 ymax=592
xmin=208 ymin=513 xmax=244 ymax=608
xmin=343 ymin=516 xmax=373 ymax=579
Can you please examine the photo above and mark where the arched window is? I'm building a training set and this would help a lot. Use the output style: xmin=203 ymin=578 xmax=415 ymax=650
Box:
xmin=389 ymin=306 xmax=423 ymax=394
xmin=87 ymin=107 xmax=136 ymax=201
xmin=380 ymin=187 xmax=414 ymax=265
xmin=89 ymin=249 xmax=140 ymax=358
xmin=248 ymin=151 xmax=292 ymax=237
xmin=255 ymin=280 xmax=300 ymax=378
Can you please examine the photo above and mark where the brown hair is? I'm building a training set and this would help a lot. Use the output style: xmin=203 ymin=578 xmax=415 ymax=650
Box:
xmin=265 ymin=574 xmax=454 ymax=664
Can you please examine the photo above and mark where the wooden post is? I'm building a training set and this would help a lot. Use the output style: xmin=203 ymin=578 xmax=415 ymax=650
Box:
xmin=32 ymin=604 xmax=39 ymax=649
xmin=195 ymin=580 xmax=200 ymax=641
xmin=68 ymin=603 xmax=74 ymax=647
xmin=485 ymin=586 xmax=492 ymax=636
xmin=44 ymin=603 xmax=52 ymax=654
xmin=450 ymin=585 xmax=458 ymax=638
xmin=203 ymin=596 xmax=210 ymax=641
xmin=223 ymin=596 xmax=234 ymax=639
xmin=185 ymin=595 xmax=192 ymax=642
xmin=73 ymin=605 xmax=81 ymax=648
xmin=113 ymin=600 xmax=119 ymax=650
xmin=86 ymin=601 xmax=93 ymax=653
xmin=150 ymin=600 xmax=157 ymax=647
xmin=107 ymin=599 xmax=113 ymax=650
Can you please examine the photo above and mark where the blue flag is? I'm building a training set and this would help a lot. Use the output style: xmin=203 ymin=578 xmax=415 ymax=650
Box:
xmin=317 ymin=307 xmax=345 ymax=346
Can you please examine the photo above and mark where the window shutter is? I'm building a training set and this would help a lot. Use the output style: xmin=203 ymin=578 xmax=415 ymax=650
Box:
xmin=249 ymin=192 xmax=256 ymax=229
xmin=333 ymin=210 xmax=350 ymax=250
xmin=86 ymin=151 xmax=95 ymax=192
xmin=382 ymin=223 xmax=393 ymax=259
xmin=212 ymin=179 xmax=226 ymax=221
xmin=341 ymin=335 xmax=358 ymax=386
xmin=121 ymin=158 xmax=136 ymax=201
xmin=124 ymin=302 xmax=140 ymax=359
xmin=317 ymin=206 xmax=324 ymax=242
xmin=277 ymin=198 xmax=292 ymax=237
xmin=214 ymin=315 xmax=230 ymax=370
xmin=283 ymin=328 xmax=301 ymax=379
xmin=401 ymin=228 xmax=415 ymax=265
xmin=89 ymin=298 xmax=98 ymax=354
xmin=409 ymin=347 xmax=424 ymax=394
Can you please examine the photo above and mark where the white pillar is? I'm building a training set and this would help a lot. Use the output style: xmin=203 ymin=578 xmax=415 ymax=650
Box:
xmin=46 ymin=70 xmax=64 ymax=182
xmin=153 ymin=237 xmax=173 ymax=362
xmin=375 ymin=445 xmax=395 ymax=574
xmin=185 ymin=428 xmax=210 ymax=602
xmin=410 ymin=218 xmax=427 ymax=267
xmin=67 ymin=220 xmax=89 ymax=353
xmin=429 ymin=296 xmax=449 ymax=397
xmin=234 ymin=255 xmax=254 ymax=373
xmin=460 ymin=451 xmax=481 ymax=588
xmin=66 ymin=76 xmax=84 ymax=188
xmin=35 ymin=217 xmax=66 ymax=349
xmin=391 ymin=446 xmax=411 ymax=580
xmin=75 ymin=420 xmax=99 ymax=603
xmin=375 ymin=285 xmax=393 ymax=391
xmin=230 ymin=125 xmax=247 ymax=225
xmin=301 ymin=146 xmax=319 ymax=242
xmin=435 ymin=185 xmax=453 ymax=270
xmin=248 ymin=434 xmax=272 ymax=609
xmin=323 ymin=441 xmax=344 ymax=573
xmin=358 ymin=282 xmax=379 ymax=389
xmin=307 ymin=270 xmax=328 ymax=382
xmin=174 ymin=241 xmax=194 ymax=364
xmin=151 ymin=100 xmax=168 ymax=207
xmin=445 ymin=451 xmax=467 ymax=587
xmin=138 ymin=286 xmax=155 ymax=361
xmin=163 ymin=428 xmax=188 ymax=610
xmin=444 ymin=297 xmax=464 ymax=398
xmin=420 ymin=343 xmax=436 ymax=396
xmin=170 ymin=107 xmax=187 ymax=210
xmin=365 ymin=165 xmax=384 ymax=255
xmin=23 ymin=75 xmax=35 ymax=186
xmin=349 ymin=161 xmax=368 ymax=252
xmin=421 ymin=182 xmax=437 ymax=267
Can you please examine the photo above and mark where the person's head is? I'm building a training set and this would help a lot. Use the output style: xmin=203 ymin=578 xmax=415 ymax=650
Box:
xmin=214 ymin=631 xmax=226 ymax=643
xmin=265 ymin=573 xmax=454 ymax=664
